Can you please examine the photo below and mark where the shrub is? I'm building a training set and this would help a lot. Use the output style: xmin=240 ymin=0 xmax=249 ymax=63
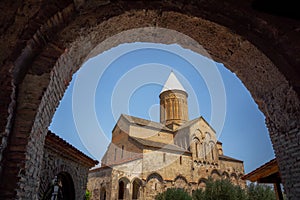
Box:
xmin=193 ymin=178 xmax=247 ymax=200
xmin=155 ymin=188 xmax=192 ymax=200
xmin=155 ymin=178 xmax=277 ymax=200
xmin=247 ymin=183 xmax=276 ymax=200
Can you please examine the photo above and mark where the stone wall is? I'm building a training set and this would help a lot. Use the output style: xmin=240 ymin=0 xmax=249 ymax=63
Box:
xmin=0 ymin=1 xmax=299 ymax=199
xmin=39 ymin=145 xmax=91 ymax=200
xmin=88 ymin=147 xmax=245 ymax=199
xmin=129 ymin=125 xmax=173 ymax=144
xmin=142 ymin=149 xmax=192 ymax=182
xmin=88 ymin=167 xmax=113 ymax=200
xmin=103 ymin=130 xmax=143 ymax=167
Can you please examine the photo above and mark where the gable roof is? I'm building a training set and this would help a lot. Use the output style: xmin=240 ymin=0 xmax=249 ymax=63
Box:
xmin=129 ymin=136 xmax=191 ymax=154
xmin=121 ymin=114 xmax=173 ymax=132
xmin=177 ymin=116 xmax=216 ymax=133
xmin=177 ymin=117 xmax=200 ymax=130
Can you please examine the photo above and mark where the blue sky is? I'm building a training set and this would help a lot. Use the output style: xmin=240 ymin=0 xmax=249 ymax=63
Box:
xmin=49 ymin=42 xmax=274 ymax=173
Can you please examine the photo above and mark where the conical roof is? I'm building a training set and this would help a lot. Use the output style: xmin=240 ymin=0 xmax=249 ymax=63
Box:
xmin=160 ymin=71 xmax=186 ymax=93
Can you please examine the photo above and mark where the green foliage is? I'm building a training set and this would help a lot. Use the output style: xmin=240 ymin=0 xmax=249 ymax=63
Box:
xmin=85 ymin=190 xmax=91 ymax=200
xmin=155 ymin=178 xmax=277 ymax=200
xmin=155 ymin=188 xmax=192 ymax=200
xmin=193 ymin=178 xmax=247 ymax=200
xmin=247 ymin=183 xmax=276 ymax=200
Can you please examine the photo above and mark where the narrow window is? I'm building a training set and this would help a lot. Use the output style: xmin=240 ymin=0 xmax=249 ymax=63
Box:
xmin=211 ymin=147 xmax=214 ymax=160
xmin=180 ymin=156 xmax=182 ymax=165
xmin=121 ymin=145 xmax=124 ymax=158
xmin=204 ymin=144 xmax=207 ymax=159
xmin=163 ymin=153 xmax=166 ymax=162
xmin=114 ymin=148 xmax=117 ymax=161
xmin=195 ymin=143 xmax=198 ymax=158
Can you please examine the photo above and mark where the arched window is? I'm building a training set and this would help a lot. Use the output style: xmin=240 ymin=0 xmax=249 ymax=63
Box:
xmin=193 ymin=137 xmax=200 ymax=158
xmin=209 ymin=141 xmax=215 ymax=160
xmin=121 ymin=145 xmax=124 ymax=158
xmin=180 ymin=156 xmax=182 ymax=165
xmin=204 ymin=143 xmax=207 ymax=159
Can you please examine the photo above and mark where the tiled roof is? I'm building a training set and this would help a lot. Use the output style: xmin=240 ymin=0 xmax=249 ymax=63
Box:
xmin=46 ymin=131 xmax=98 ymax=167
xmin=219 ymin=155 xmax=243 ymax=163
xmin=129 ymin=136 xmax=191 ymax=153
xmin=122 ymin=114 xmax=172 ymax=132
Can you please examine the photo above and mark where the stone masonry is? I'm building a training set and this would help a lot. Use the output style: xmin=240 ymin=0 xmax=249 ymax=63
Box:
xmin=87 ymin=72 xmax=245 ymax=199
xmin=0 ymin=1 xmax=299 ymax=199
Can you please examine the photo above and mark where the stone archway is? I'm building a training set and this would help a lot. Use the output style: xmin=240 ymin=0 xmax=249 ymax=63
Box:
xmin=118 ymin=181 xmax=125 ymax=200
xmin=100 ymin=186 xmax=106 ymax=200
xmin=118 ymin=177 xmax=130 ymax=200
xmin=132 ymin=178 xmax=142 ymax=200
xmin=0 ymin=1 xmax=299 ymax=199
xmin=198 ymin=178 xmax=207 ymax=190
xmin=40 ymin=172 xmax=75 ymax=200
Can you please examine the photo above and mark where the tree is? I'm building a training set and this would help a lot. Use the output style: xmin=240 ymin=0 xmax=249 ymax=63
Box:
xmin=155 ymin=188 xmax=192 ymax=200
xmin=192 ymin=178 xmax=275 ymax=200
xmin=247 ymin=183 xmax=276 ymax=200
xmin=193 ymin=178 xmax=247 ymax=200
xmin=155 ymin=178 xmax=276 ymax=200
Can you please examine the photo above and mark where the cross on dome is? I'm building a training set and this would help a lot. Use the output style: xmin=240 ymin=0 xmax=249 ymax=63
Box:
xmin=160 ymin=71 xmax=186 ymax=94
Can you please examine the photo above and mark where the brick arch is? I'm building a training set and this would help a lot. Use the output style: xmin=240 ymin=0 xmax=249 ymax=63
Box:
xmin=211 ymin=169 xmax=221 ymax=180
xmin=38 ymin=166 xmax=76 ymax=200
xmin=131 ymin=177 xmax=143 ymax=184
xmin=198 ymin=178 xmax=207 ymax=189
xmin=230 ymin=173 xmax=238 ymax=185
xmin=0 ymin=1 xmax=299 ymax=199
xmin=174 ymin=175 xmax=188 ymax=184
xmin=174 ymin=175 xmax=188 ymax=189
xmin=222 ymin=171 xmax=230 ymax=179
xmin=119 ymin=176 xmax=130 ymax=184
xmin=146 ymin=173 xmax=164 ymax=183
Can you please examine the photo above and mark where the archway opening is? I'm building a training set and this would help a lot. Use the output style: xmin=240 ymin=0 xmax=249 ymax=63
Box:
xmin=50 ymin=39 xmax=278 ymax=197
xmin=2 ymin=7 xmax=298 ymax=200
xmin=132 ymin=179 xmax=142 ymax=200
xmin=41 ymin=172 xmax=75 ymax=200
xmin=100 ymin=187 xmax=106 ymax=200
xmin=118 ymin=181 xmax=125 ymax=200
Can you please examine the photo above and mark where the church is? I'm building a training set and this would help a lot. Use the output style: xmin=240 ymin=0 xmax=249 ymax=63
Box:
xmin=87 ymin=72 xmax=245 ymax=200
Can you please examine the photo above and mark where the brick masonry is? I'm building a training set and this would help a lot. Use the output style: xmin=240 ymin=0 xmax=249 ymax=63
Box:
xmin=38 ymin=132 xmax=97 ymax=200
xmin=0 ymin=0 xmax=299 ymax=199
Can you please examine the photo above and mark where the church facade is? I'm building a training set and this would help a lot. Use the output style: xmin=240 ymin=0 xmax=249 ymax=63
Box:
xmin=87 ymin=72 xmax=245 ymax=200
